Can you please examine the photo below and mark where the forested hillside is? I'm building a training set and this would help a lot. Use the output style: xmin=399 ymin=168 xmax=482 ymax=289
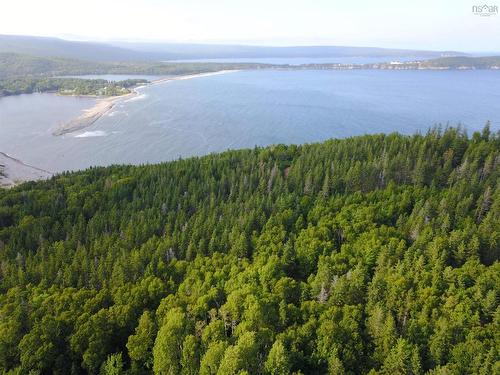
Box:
xmin=0 ymin=35 xmax=154 ymax=62
xmin=0 ymin=53 xmax=268 ymax=80
xmin=0 ymin=53 xmax=104 ymax=79
xmin=0 ymin=127 xmax=498 ymax=374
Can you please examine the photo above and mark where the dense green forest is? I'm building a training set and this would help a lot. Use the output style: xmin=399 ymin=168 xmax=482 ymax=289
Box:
xmin=0 ymin=78 xmax=148 ymax=97
xmin=0 ymin=53 xmax=104 ymax=79
xmin=0 ymin=127 xmax=498 ymax=374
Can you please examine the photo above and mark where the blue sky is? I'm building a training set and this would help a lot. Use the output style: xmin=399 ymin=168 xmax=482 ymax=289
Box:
xmin=1 ymin=0 xmax=499 ymax=51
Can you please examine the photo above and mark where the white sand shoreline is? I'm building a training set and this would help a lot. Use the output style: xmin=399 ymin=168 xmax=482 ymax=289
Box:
xmin=0 ymin=152 xmax=53 ymax=188
xmin=52 ymin=70 xmax=240 ymax=136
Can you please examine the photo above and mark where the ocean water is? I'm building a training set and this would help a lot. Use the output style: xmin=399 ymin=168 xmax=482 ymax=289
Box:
xmin=0 ymin=69 xmax=499 ymax=173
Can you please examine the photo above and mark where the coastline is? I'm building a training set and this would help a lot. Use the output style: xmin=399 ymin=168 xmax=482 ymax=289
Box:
xmin=0 ymin=152 xmax=53 ymax=188
xmin=52 ymin=70 xmax=240 ymax=136
xmin=52 ymin=92 xmax=135 ymax=136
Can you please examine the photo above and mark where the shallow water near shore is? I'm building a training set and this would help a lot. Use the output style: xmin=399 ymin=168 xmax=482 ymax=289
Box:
xmin=1 ymin=69 xmax=500 ymax=173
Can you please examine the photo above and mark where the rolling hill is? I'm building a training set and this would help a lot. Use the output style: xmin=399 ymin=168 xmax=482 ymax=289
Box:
xmin=0 ymin=34 xmax=466 ymax=62
xmin=0 ymin=34 xmax=156 ymax=62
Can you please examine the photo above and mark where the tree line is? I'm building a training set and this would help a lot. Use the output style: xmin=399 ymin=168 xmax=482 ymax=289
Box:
xmin=0 ymin=78 xmax=148 ymax=97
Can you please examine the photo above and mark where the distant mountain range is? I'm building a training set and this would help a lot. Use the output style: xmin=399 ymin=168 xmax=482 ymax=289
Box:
xmin=0 ymin=34 xmax=467 ymax=62
xmin=0 ymin=35 xmax=154 ymax=62
xmin=111 ymin=41 xmax=466 ymax=60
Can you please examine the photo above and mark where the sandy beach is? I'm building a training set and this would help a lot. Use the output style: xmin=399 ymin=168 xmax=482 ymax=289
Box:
xmin=52 ymin=70 xmax=239 ymax=136
xmin=52 ymin=94 xmax=131 ymax=135
xmin=0 ymin=152 xmax=53 ymax=188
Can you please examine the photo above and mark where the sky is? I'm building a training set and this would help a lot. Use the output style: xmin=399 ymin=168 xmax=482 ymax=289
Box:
xmin=1 ymin=0 xmax=499 ymax=51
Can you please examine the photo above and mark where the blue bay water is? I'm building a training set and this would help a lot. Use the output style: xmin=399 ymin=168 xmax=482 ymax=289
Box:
xmin=0 ymin=69 xmax=499 ymax=173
